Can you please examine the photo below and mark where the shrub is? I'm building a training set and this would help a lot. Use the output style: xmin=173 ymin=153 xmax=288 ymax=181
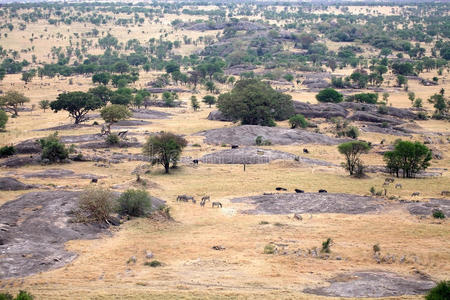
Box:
xmin=259 ymin=221 xmax=269 ymax=225
xmin=77 ymin=187 xmax=116 ymax=223
xmin=432 ymin=209 xmax=445 ymax=219
xmin=417 ymin=111 xmax=428 ymax=120
xmin=316 ymin=88 xmax=343 ymax=103
xmin=255 ymin=136 xmax=263 ymax=146
xmin=0 ymin=291 xmax=33 ymax=300
xmin=0 ymin=110 xmax=8 ymax=130
xmin=106 ymin=133 xmax=120 ymax=145
xmin=117 ymin=189 xmax=151 ymax=217
xmin=370 ymin=187 xmax=376 ymax=195
xmin=425 ymin=281 xmax=450 ymax=300
xmin=264 ymin=244 xmax=276 ymax=254
xmin=39 ymin=132 xmax=68 ymax=162
xmin=373 ymin=244 xmax=381 ymax=253
xmin=144 ymin=260 xmax=162 ymax=267
xmin=377 ymin=104 xmax=388 ymax=114
xmin=0 ymin=145 xmax=16 ymax=158
xmin=321 ymin=238 xmax=333 ymax=253
xmin=346 ymin=93 xmax=378 ymax=104
xmin=345 ymin=126 xmax=359 ymax=139
xmin=289 ymin=114 xmax=308 ymax=129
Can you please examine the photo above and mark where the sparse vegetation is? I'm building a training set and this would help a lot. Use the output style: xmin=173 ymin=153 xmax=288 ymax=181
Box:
xmin=117 ymin=189 xmax=151 ymax=217
xmin=39 ymin=132 xmax=69 ymax=163
xmin=77 ymin=187 xmax=116 ymax=223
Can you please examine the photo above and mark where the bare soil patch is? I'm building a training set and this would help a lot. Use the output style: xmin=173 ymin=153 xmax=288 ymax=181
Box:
xmin=304 ymin=271 xmax=435 ymax=297
xmin=231 ymin=193 xmax=383 ymax=215
xmin=197 ymin=125 xmax=347 ymax=146
xmin=200 ymin=147 xmax=334 ymax=166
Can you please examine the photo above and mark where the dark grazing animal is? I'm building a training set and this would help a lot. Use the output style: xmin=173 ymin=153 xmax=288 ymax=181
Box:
xmin=212 ymin=202 xmax=222 ymax=208
xmin=318 ymin=189 xmax=327 ymax=193
xmin=193 ymin=159 xmax=199 ymax=165
xmin=294 ymin=189 xmax=304 ymax=193
xmin=201 ymin=196 xmax=210 ymax=202
xmin=200 ymin=199 xmax=206 ymax=207
xmin=231 ymin=145 xmax=239 ymax=149
xmin=303 ymin=148 xmax=309 ymax=154
xmin=395 ymin=184 xmax=402 ymax=189
xmin=91 ymin=178 xmax=98 ymax=183
xmin=411 ymin=192 xmax=420 ymax=197
xmin=276 ymin=187 xmax=287 ymax=191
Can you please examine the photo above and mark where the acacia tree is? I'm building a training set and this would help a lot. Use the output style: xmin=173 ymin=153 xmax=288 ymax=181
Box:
xmin=202 ymin=95 xmax=216 ymax=108
xmin=50 ymin=91 xmax=104 ymax=124
xmin=191 ymin=96 xmax=199 ymax=111
xmin=384 ymin=140 xmax=432 ymax=178
xmin=0 ymin=90 xmax=30 ymax=116
xmin=142 ymin=132 xmax=187 ymax=174
xmin=217 ymin=79 xmax=294 ymax=126
xmin=39 ymin=100 xmax=50 ymax=112
xmin=316 ymin=88 xmax=343 ymax=103
xmin=338 ymin=141 xmax=370 ymax=176
xmin=100 ymin=104 xmax=132 ymax=134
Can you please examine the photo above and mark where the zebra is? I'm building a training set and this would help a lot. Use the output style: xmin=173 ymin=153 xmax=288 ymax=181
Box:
xmin=212 ymin=202 xmax=222 ymax=208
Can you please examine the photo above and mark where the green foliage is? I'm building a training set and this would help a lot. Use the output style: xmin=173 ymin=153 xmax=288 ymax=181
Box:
xmin=346 ymin=93 xmax=378 ymax=104
xmin=396 ymin=75 xmax=407 ymax=87
xmin=50 ymin=91 xmax=104 ymax=124
xmin=264 ymin=244 xmax=276 ymax=254
xmin=283 ymin=73 xmax=294 ymax=82
xmin=78 ymin=187 xmax=116 ymax=223
xmin=338 ymin=141 xmax=370 ymax=175
xmin=0 ymin=90 xmax=30 ymax=116
xmin=39 ymin=132 xmax=68 ymax=163
xmin=162 ymin=91 xmax=176 ymax=107
xmin=106 ymin=133 xmax=120 ymax=145
xmin=0 ymin=109 xmax=8 ymax=130
xmin=88 ymin=85 xmax=113 ymax=105
xmin=142 ymin=132 xmax=187 ymax=174
xmin=384 ymin=140 xmax=432 ymax=178
xmin=428 ymin=93 xmax=449 ymax=118
xmin=217 ymin=79 xmax=294 ymax=126
xmin=0 ymin=145 xmax=16 ymax=158
xmin=321 ymin=238 xmax=333 ymax=253
xmin=316 ymin=88 xmax=343 ymax=103
xmin=38 ymin=100 xmax=50 ymax=112
xmin=0 ymin=291 xmax=33 ymax=300
xmin=425 ymin=281 xmax=450 ymax=300
xmin=373 ymin=244 xmax=381 ymax=253
xmin=190 ymin=96 xmax=200 ymax=111
xmin=202 ymin=95 xmax=216 ymax=108
xmin=345 ymin=126 xmax=359 ymax=139
xmin=144 ymin=260 xmax=162 ymax=267
xmin=100 ymin=104 xmax=131 ymax=124
xmin=117 ymin=189 xmax=151 ymax=217
xmin=432 ymin=209 xmax=445 ymax=219
xmin=370 ymin=186 xmax=376 ymax=195
xmin=288 ymin=114 xmax=308 ymax=129
xmin=92 ymin=72 xmax=111 ymax=85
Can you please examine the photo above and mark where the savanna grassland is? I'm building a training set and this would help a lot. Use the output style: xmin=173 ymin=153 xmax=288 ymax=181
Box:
xmin=0 ymin=1 xmax=449 ymax=299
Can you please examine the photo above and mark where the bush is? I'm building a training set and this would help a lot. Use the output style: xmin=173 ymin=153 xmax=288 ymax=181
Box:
xmin=144 ymin=260 xmax=162 ymax=267
xmin=0 ymin=145 xmax=16 ymax=158
xmin=255 ymin=136 xmax=271 ymax=146
xmin=370 ymin=186 xmax=376 ymax=195
xmin=345 ymin=126 xmax=359 ymax=139
xmin=0 ymin=110 xmax=8 ymax=130
xmin=377 ymin=104 xmax=388 ymax=114
xmin=346 ymin=93 xmax=378 ymax=104
xmin=0 ymin=291 xmax=33 ymax=300
xmin=417 ymin=111 xmax=428 ymax=120
xmin=289 ymin=114 xmax=308 ymax=129
xmin=425 ymin=281 xmax=450 ymax=300
xmin=117 ymin=189 xmax=151 ymax=217
xmin=321 ymin=238 xmax=333 ymax=253
xmin=39 ymin=132 xmax=68 ymax=162
xmin=77 ymin=187 xmax=116 ymax=223
xmin=106 ymin=133 xmax=120 ymax=145
xmin=316 ymin=88 xmax=343 ymax=103
xmin=264 ymin=244 xmax=276 ymax=254
xmin=432 ymin=209 xmax=445 ymax=219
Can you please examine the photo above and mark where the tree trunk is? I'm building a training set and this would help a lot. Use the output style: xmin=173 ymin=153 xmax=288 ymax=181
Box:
xmin=164 ymin=162 xmax=170 ymax=174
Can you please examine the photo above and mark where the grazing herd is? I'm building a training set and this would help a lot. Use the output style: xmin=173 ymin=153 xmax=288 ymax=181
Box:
xmin=177 ymin=194 xmax=222 ymax=208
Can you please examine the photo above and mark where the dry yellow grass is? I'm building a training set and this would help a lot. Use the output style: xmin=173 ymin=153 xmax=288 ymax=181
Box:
xmin=1 ymin=4 xmax=450 ymax=299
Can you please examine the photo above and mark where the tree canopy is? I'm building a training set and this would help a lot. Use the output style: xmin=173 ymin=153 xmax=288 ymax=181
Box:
xmin=217 ymin=79 xmax=294 ymax=126
xmin=384 ymin=140 xmax=432 ymax=178
xmin=316 ymin=88 xmax=343 ymax=103
xmin=0 ymin=90 xmax=30 ymax=116
xmin=338 ymin=141 xmax=370 ymax=176
xmin=50 ymin=91 xmax=104 ymax=124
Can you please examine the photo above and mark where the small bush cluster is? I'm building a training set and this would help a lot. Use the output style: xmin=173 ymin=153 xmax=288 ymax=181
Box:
xmin=264 ymin=244 xmax=276 ymax=254
xmin=288 ymin=114 xmax=308 ymax=129
xmin=425 ymin=281 xmax=450 ymax=300
xmin=0 ymin=290 xmax=33 ymax=300
xmin=144 ymin=260 xmax=162 ymax=267
xmin=118 ymin=189 xmax=151 ymax=217
xmin=321 ymin=238 xmax=333 ymax=253
xmin=77 ymin=187 xmax=116 ymax=223
xmin=106 ymin=133 xmax=120 ymax=145
xmin=0 ymin=145 xmax=16 ymax=158
xmin=432 ymin=209 xmax=445 ymax=219
xmin=255 ymin=136 xmax=272 ymax=146
xmin=39 ymin=132 xmax=68 ymax=163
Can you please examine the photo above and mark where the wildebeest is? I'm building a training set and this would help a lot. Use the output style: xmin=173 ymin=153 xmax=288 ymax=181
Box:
xmin=395 ymin=184 xmax=402 ymax=189
xmin=303 ymin=148 xmax=309 ymax=154
xmin=276 ymin=187 xmax=287 ymax=191
xmin=411 ymin=192 xmax=420 ymax=197
xmin=383 ymin=182 xmax=390 ymax=186
xmin=201 ymin=196 xmax=210 ymax=202
xmin=385 ymin=178 xmax=395 ymax=183
xmin=441 ymin=191 xmax=450 ymax=196
xmin=318 ymin=189 xmax=327 ymax=193
xmin=177 ymin=195 xmax=195 ymax=202
xmin=212 ymin=202 xmax=222 ymax=208
xmin=231 ymin=145 xmax=239 ymax=149
xmin=91 ymin=178 xmax=98 ymax=183
xmin=295 ymin=189 xmax=304 ymax=193
xmin=193 ymin=159 xmax=199 ymax=165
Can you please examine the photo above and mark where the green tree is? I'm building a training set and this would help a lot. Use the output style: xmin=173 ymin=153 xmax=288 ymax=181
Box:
xmin=39 ymin=132 xmax=69 ymax=163
xmin=50 ymin=91 xmax=104 ymax=124
xmin=288 ymin=114 xmax=308 ymax=129
xmin=38 ymin=100 xmax=50 ymax=112
xmin=191 ymin=95 xmax=199 ymax=111
xmin=205 ymin=80 xmax=216 ymax=93
xmin=92 ymin=72 xmax=111 ymax=85
xmin=316 ymin=88 xmax=343 ymax=103
xmin=162 ymin=91 xmax=175 ymax=107
xmin=100 ymin=104 xmax=132 ymax=134
xmin=283 ymin=73 xmax=294 ymax=82
xmin=338 ymin=141 xmax=370 ymax=176
xmin=117 ymin=189 xmax=151 ymax=217
xmin=111 ymin=88 xmax=133 ymax=106
xmin=21 ymin=70 xmax=35 ymax=84
xmin=407 ymin=91 xmax=415 ymax=103
xmin=88 ymin=85 xmax=113 ymax=105
xmin=396 ymin=75 xmax=407 ymax=87
xmin=113 ymin=61 xmax=130 ymax=74
xmin=425 ymin=281 xmax=450 ymax=300
xmin=142 ymin=132 xmax=187 ymax=174
xmin=384 ymin=140 xmax=432 ymax=178
xmin=428 ymin=93 xmax=449 ymax=117
xmin=202 ymin=95 xmax=216 ymax=108
xmin=0 ymin=90 xmax=30 ymax=116
xmin=217 ymin=79 xmax=294 ymax=126
xmin=0 ymin=109 xmax=8 ymax=131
